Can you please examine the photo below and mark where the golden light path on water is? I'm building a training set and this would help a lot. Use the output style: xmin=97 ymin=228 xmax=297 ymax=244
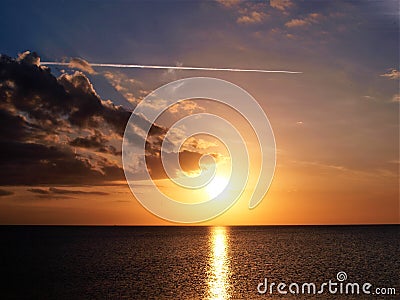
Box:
xmin=208 ymin=227 xmax=230 ymax=300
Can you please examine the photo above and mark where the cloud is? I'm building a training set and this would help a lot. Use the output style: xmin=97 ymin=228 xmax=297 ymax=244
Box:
xmin=285 ymin=13 xmax=322 ymax=28
xmin=237 ymin=11 xmax=267 ymax=24
xmin=0 ymin=109 xmax=40 ymax=141
xmin=181 ymin=137 xmax=219 ymax=152
xmin=270 ymin=0 xmax=293 ymax=12
xmin=68 ymin=58 xmax=96 ymax=74
xmin=69 ymin=131 xmax=107 ymax=149
xmin=69 ymin=130 xmax=119 ymax=155
xmin=217 ymin=0 xmax=268 ymax=25
xmin=363 ymin=95 xmax=375 ymax=101
xmin=0 ymin=54 xmax=131 ymax=184
xmin=145 ymin=150 xmax=206 ymax=179
xmin=0 ymin=52 xmax=204 ymax=185
xmin=161 ymin=61 xmax=185 ymax=80
xmin=103 ymin=71 xmax=147 ymax=105
xmin=0 ymin=189 xmax=13 ymax=197
xmin=17 ymin=51 xmax=40 ymax=66
xmin=388 ymin=160 xmax=400 ymax=164
xmin=391 ymin=94 xmax=400 ymax=103
xmin=216 ymin=0 xmax=241 ymax=8
xmin=49 ymin=187 xmax=108 ymax=195
xmin=28 ymin=188 xmax=50 ymax=194
xmin=27 ymin=187 xmax=109 ymax=197
xmin=285 ymin=19 xmax=308 ymax=27
xmin=168 ymin=100 xmax=206 ymax=115
xmin=380 ymin=69 xmax=400 ymax=80
xmin=0 ymin=140 xmax=123 ymax=185
xmin=2 ymin=54 xmax=130 ymax=134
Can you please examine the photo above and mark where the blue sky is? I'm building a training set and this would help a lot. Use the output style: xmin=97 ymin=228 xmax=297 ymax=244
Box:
xmin=1 ymin=1 xmax=398 ymax=66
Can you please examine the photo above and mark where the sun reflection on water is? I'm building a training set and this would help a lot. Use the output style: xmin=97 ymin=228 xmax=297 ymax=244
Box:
xmin=208 ymin=226 xmax=230 ymax=300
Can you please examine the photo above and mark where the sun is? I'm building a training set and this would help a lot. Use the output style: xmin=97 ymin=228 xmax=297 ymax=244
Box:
xmin=205 ymin=176 xmax=229 ymax=199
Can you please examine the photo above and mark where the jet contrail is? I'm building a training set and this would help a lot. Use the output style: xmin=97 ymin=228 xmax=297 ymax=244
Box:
xmin=41 ymin=61 xmax=302 ymax=74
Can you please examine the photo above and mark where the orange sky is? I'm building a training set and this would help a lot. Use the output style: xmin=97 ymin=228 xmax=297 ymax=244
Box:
xmin=0 ymin=0 xmax=398 ymax=225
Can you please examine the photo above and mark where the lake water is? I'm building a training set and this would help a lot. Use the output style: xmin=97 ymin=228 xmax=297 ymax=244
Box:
xmin=0 ymin=225 xmax=398 ymax=299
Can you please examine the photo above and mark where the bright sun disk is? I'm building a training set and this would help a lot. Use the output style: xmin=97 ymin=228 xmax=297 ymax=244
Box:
xmin=205 ymin=176 xmax=229 ymax=198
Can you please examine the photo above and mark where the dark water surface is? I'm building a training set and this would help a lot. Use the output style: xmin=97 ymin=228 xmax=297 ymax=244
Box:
xmin=0 ymin=225 xmax=399 ymax=299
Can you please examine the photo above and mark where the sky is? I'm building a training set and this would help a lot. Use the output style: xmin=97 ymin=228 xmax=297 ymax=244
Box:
xmin=0 ymin=0 xmax=399 ymax=225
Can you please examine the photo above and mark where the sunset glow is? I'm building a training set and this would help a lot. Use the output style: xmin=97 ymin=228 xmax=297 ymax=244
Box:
xmin=205 ymin=176 xmax=230 ymax=199
xmin=0 ymin=0 xmax=398 ymax=225
xmin=1 ymin=2 xmax=399 ymax=300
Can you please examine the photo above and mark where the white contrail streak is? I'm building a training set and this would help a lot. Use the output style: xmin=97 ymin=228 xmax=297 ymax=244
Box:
xmin=41 ymin=61 xmax=302 ymax=74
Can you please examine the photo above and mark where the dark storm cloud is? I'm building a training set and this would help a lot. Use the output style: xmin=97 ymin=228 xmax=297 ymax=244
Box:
xmin=0 ymin=140 xmax=123 ymax=185
xmin=69 ymin=131 xmax=107 ymax=149
xmin=0 ymin=54 xmax=66 ymax=130
xmin=0 ymin=109 xmax=39 ymax=141
xmin=0 ymin=53 xmax=129 ymax=185
xmin=69 ymin=130 xmax=119 ymax=155
xmin=57 ymin=71 xmax=131 ymax=134
xmin=0 ymin=52 xmax=136 ymax=136
xmin=0 ymin=52 xmax=203 ymax=185
xmin=17 ymin=51 xmax=40 ymax=66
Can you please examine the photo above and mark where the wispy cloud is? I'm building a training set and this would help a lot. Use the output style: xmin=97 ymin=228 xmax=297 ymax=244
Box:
xmin=362 ymin=95 xmax=375 ymax=101
xmin=28 ymin=187 xmax=109 ymax=195
xmin=270 ymin=0 xmax=294 ymax=12
xmin=217 ymin=0 xmax=269 ymax=25
xmin=49 ymin=187 xmax=109 ymax=195
xmin=68 ymin=57 xmax=96 ymax=74
xmin=237 ymin=11 xmax=267 ymax=24
xmin=380 ymin=69 xmax=400 ymax=80
xmin=285 ymin=13 xmax=322 ymax=28
xmin=291 ymin=160 xmax=398 ymax=178
xmin=391 ymin=93 xmax=400 ymax=103
xmin=216 ymin=0 xmax=241 ymax=8
xmin=285 ymin=19 xmax=308 ymax=27
xmin=168 ymin=100 xmax=206 ymax=115
xmin=103 ymin=71 xmax=146 ymax=105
